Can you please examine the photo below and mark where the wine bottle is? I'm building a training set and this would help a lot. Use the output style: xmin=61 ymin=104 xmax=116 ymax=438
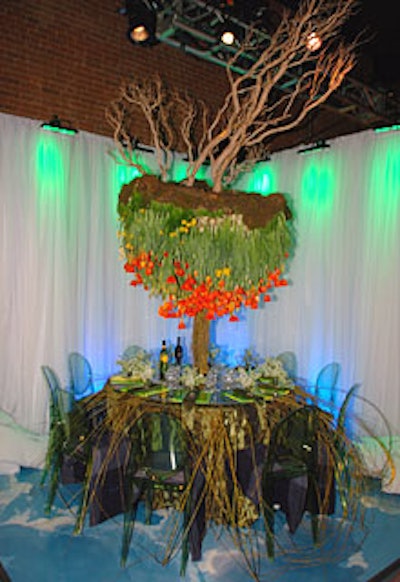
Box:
xmin=159 ymin=340 xmax=169 ymax=381
xmin=175 ymin=336 xmax=183 ymax=366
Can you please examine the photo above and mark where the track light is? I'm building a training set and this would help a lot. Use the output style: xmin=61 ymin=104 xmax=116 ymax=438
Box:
xmin=40 ymin=115 xmax=78 ymax=136
xmin=374 ymin=123 xmax=400 ymax=133
xmin=118 ymin=133 xmax=154 ymax=153
xmin=298 ymin=139 xmax=330 ymax=154
xmin=126 ymin=0 xmax=157 ymax=45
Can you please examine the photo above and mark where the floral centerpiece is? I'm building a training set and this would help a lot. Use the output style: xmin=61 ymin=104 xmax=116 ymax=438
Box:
xmin=235 ymin=357 xmax=294 ymax=391
xmin=180 ymin=365 xmax=205 ymax=390
xmin=253 ymin=357 xmax=294 ymax=387
xmin=116 ymin=347 xmax=154 ymax=384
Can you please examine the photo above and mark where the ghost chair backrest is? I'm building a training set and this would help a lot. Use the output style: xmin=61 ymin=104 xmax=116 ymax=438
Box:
xmin=68 ymin=352 xmax=95 ymax=400
xmin=315 ymin=362 xmax=341 ymax=410
xmin=41 ymin=364 xmax=73 ymax=415
xmin=337 ymin=383 xmax=361 ymax=438
xmin=121 ymin=345 xmax=145 ymax=361
xmin=41 ymin=364 xmax=90 ymax=513
xmin=41 ymin=365 xmax=71 ymax=511
xmin=276 ymin=351 xmax=298 ymax=380
xmin=261 ymin=404 xmax=336 ymax=558
xmin=121 ymin=411 xmax=190 ymax=572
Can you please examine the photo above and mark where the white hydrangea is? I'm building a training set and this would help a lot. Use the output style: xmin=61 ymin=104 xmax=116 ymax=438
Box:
xmin=116 ymin=349 xmax=154 ymax=382
xmin=253 ymin=357 xmax=293 ymax=387
xmin=180 ymin=365 xmax=204 ymax=389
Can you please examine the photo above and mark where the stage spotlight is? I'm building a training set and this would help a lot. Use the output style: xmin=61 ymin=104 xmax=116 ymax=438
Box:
xmin=221 ymin=29 xmax=235 ymax=45
xmin=40 ymin=115 xmax=78 ymax=136
xmin=219 ymin=20 xmax=243 ymax=47
xmin=126 ymin=0 xmax=157 ymax=45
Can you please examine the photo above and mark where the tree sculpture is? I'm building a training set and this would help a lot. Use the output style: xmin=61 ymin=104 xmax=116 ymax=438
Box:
xmin=109 ymin=0 xmax=357 ymax=373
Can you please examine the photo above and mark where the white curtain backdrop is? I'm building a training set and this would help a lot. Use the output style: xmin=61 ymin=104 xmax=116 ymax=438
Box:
xmin=1 ymin=112 xmax=399 ymax=443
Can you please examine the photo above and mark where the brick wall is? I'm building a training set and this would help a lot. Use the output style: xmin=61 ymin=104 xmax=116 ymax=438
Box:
xmin=0 ymin=0 xmax=230 ymax=144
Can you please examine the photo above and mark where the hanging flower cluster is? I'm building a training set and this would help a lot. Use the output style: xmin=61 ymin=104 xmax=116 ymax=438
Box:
xmin=126 ymin=257 xmax=288 ymax=327
xmin=118 ymin=191 xmax=292 ymax=328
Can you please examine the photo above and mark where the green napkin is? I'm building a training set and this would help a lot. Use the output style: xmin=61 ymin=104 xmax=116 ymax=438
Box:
xmin=134 ymin=386 xmax=169 ymax=398
xmin=168 ymin=389 xmax=185 ymax=403
xmin=110 ymin=375 xmax=144 ymax=387
xmin=253 ymin=386 xmax=291 ymax=400
xmin=222 ymin=390 xmax=254 ymax=403
xmin=195 ymin=391 xmax=212 ymax=405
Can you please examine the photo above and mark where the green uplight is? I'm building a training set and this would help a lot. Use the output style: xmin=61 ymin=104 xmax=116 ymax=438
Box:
xmin=366 ymin=136 xmax=400 ymax=254
xmin=300 ymin=158 xmax=335 ymax=219
xmin=113 ymin=164 xmax=142 ymax=192
xmin=171 ymin=160 xmax=189 ymax=183
xmin=243 ymin=164 xmax=277 ymax=195
xmin=41 ymin=115 xmax=78 ymax=136
xmin=374 ymin=124 xmax=400 ymax=134
xmin=35 ymin=134 xmax=66 ymax=201
xmin=41 ymin=123 xmax=77 ymax=136
xmin=171 ymin=159 xmax=212 ymax=186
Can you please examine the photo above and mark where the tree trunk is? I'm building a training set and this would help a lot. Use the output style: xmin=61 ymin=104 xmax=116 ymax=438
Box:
xmin=192 ymin=311 xmax=210 ymax=375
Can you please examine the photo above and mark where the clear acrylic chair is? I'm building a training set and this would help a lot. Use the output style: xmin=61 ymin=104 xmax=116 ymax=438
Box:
xmin=41 ymin=364 xmax=90 ymax=513
xmin=121 ymin=411 xmax=191 ymax=574
xmin=68 ymin=352 xmax=96 ymax=400
xmin=315 ymin=362 xmax=341 ymax=410
xmin=276 ymin=351 xmax=298 ymax=380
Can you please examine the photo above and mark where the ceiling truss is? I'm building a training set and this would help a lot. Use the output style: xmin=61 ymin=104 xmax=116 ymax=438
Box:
xmin=150 ymin=0 xmax=399 ymax=130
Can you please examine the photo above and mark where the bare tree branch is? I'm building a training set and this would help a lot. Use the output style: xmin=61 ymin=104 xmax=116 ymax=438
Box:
xmin=184 ymin=0 xmax=358 ymax=191
xmin=107 ymin=76 xmax=177 ymax=181
xmin=105 ymin=101 xmax=148 ymax=175
xmin=108 ymin=0 xmax=358 ymax=193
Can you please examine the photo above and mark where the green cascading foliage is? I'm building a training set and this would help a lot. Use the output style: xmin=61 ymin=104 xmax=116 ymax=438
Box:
xmin=118 ymin=190 xmax=293 ymax=304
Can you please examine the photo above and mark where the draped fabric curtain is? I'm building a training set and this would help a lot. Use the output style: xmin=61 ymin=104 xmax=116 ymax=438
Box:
xmin=1 ymin=112 xmax=399 ymax=439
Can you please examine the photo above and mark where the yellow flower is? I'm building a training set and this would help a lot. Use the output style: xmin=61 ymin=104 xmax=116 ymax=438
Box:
xmin=190 ymin=218 xmax=197 ymax=227
xmin=181 ymin=219 xmax=187 ymax=225
xmin=223 ymin=267 xmax=231 ymax=277
xmin=179 ymin=226 xmax=189 ymax=233
xmin=139 ymin=208 xmax=145 ymax=214
xmin=169 ymin=232 xmax=177 ymax=238
xmin=215 ymin=269 xmax=222 ymax=278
